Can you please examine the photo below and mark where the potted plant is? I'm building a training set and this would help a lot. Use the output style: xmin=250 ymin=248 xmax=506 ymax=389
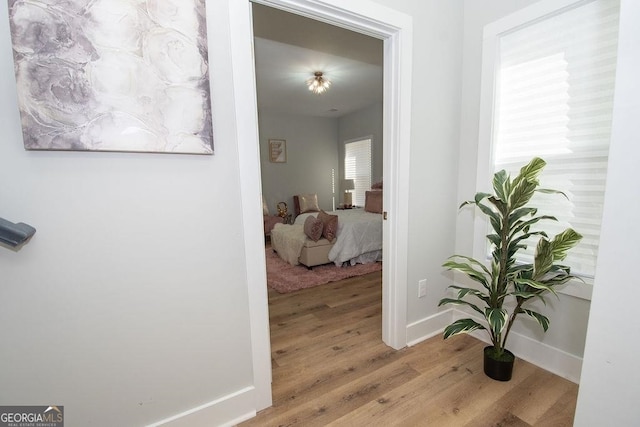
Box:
xmin=439 ymin=157 xmax=582 ymax=381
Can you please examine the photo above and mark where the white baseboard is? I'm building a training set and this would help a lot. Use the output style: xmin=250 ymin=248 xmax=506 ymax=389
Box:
xmin=450 ymin=309 xmax=583 ymax=384
xmin=148 ymin=386 xmax=256 ymax=427
xmin=406 ymin=309 xmax=583 ymax=384
xmin=406 ymin=309 xmax=453 ymax=346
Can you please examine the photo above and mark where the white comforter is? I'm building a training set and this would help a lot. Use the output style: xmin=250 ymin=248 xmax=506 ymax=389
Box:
xmin=295 ymin=209 xmax=383 ymax=266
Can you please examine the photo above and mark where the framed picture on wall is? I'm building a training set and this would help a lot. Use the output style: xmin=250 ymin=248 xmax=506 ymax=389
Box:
xmin=7 ymin=0 xmax=214 ymax=154
xmin=269 ymin=139 xmax=287 ymax=163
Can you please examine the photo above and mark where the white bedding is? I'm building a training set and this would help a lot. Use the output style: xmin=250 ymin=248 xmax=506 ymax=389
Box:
xmin=270 ymin=223 xmax=306 ymax=265
xmin=295 ymin=209 xmax=383 ymax=266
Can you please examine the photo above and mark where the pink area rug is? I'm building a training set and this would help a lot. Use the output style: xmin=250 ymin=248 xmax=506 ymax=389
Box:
xmin=265 ymin=248 xmax=382 ymax=293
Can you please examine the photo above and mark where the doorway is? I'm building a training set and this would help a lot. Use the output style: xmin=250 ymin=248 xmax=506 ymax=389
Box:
xmin=234 ymin=0 xmax=413 ymax=411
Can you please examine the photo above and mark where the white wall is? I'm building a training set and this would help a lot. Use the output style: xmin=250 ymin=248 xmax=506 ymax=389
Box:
xmin=0 ymin=1 xmax=257 ymax=426
xmin=360 ymin=1 xmax=463 ymax=337
xmin=574 ymin=0 xmax=640 ymax=424
xmin=258 ymin=112 xmax=339 ymax=214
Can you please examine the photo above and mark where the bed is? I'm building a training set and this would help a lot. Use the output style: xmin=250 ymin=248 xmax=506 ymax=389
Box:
xmin=271 ymin=190 xmax=383 ymax=267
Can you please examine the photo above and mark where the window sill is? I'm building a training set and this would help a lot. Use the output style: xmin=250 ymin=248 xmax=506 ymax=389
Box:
xmin=557 ymin=278 xmax=592 ymax=301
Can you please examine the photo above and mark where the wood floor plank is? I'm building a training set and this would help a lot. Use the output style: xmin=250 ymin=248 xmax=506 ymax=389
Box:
xmin=401 ymin=359 xmax=538 ymax=426
xmin=246 ymin=361 xmax=421 ymax=426
xmin=240 ymin=267 xmax=579 ymax=427
xmin=271 ymin=338 xmax=404 ymax=408
xmin=464 ymin=411 xmax=530 ymax=427
xmin=327 ymin=350 xmax=486 ymax=426
xmin=271 ymin=314 xmax=381 ymax=367
xmin=534 ymin=387 xmax=579 ymax=427
xmin=507 ymin=368 xmax=577 ymax=425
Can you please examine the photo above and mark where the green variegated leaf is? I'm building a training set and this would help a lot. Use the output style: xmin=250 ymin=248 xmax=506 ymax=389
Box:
xmin=509 ymin=263 xmax=533 ymax=277
xmin=443 ymin=256 xmax=491 ymax=289
xmin=514 ymin=157 xmax=546 ymax=185
xmin=438 ymin=298 xmax=484 ymax=314
xmin=490 ymin=217 xmax=502 ymax=236
xmin=534 ymin=238 xmax=553 ymax=278
xmin=509 ymin=231 xmax=546 ymax=248
xmin=447 ymin=254 xmax=492 ymax=275
xmin=476 ymin=202 xmax=500 ymax=225
xmin=521 ymin=309 xmax=550 ymax=332
xmin=473 ymin=192 xmax=491 ymax=205
xmin=550 ymin=228 xmax=583 ymax=261
xmin=537 ymin=188 xmax=568 ymax=199
xmin=485 ymin=308 xmax=508 ymax=334
xmin=509 ymin=158 xmax=545 ymax=207
xmin=442 ymin=260 xmax=489 ymax=285
xmin=542 ymin=275 xmax=576 ymax=288
xmin=507 ymin=243 xmax=527 ymax=259
xmin=510 ymin=215 xmax=556 ymax=236
xmin=487 ymin=234 xmax=501 ymax=247
xmin=449 ymin=255 xmax=489 ymax=274
xmin=509 ymin=179 xmax=537 ymax=210
xmin=514 ymin=278 xmax=557 ymax=296
xmin=443 ymin=318 xmax=486 ymax=339
xmin=449 ymin=285 xmax=490 ymax=303
xmin=549 ymin=264 xmax=571 ymax=274
xmin=509 ymin=207 xmax=537 ymax=224
xmin=487 ymin=195 xmax=508 ymax=215
xmin=510 ymin=290 xmax=538 ymax=300
xmin=493 ymin=170 xmax=509 ymax=202
xmin=459 ymin=200 xmax=475 ymax=209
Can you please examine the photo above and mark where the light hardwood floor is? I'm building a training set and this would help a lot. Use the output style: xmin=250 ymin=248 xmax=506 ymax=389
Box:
xmin=240 ymin=271 xmax=578 ymax=426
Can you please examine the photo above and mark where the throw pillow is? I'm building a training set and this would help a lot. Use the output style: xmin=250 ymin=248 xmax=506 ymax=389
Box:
xmin=365 ymin=190 xmax=383 ymax=214
xmin=303 ymin=215 xmax=324 ymax=242
xmin=298 ymin=193 xmax=320 ymax=213
xmin=318 ymin=210 xmax=338 ymax=241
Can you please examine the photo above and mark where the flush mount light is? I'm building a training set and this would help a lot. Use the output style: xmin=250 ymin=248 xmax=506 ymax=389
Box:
xmin=307 ymin=71 xmax=331 ymax=94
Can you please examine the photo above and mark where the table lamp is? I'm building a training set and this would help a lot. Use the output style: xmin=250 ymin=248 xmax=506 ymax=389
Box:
xmin=342 ymin=179 xmax=355 ymax=207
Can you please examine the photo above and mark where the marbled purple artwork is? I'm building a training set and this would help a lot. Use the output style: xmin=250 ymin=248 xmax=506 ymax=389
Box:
xmin=7 ymin=0 xmax=214 ymax=154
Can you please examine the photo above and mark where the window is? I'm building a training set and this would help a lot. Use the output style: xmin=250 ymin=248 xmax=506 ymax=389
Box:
xmin=344 ymin=138 xmax=372 ymax=207
xmin=479 ymin=0 xmax=620 ymax=285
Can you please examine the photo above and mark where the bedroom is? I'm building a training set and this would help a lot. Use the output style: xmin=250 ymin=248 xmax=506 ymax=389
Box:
xmin=253 ymin=4 xmax=385 ymax=278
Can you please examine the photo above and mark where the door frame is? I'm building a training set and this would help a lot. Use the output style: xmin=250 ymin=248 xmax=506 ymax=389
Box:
xmin=231 ymin=0 xmax=413 ymax=410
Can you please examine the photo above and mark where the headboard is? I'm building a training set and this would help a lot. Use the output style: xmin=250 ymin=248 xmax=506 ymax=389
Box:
xmin=293 ymin=196 xmax=301 ymax=217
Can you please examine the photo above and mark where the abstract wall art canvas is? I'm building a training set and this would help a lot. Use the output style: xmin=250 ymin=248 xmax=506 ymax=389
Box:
xmin=7 ymin=0 xmax=214 ymax=154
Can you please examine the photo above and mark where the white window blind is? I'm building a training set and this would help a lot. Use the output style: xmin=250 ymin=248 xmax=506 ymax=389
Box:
xmin=345 ymin=138 xmax=372 ymax=207
xmin=491 ymin=0 xmax=619 ymax=278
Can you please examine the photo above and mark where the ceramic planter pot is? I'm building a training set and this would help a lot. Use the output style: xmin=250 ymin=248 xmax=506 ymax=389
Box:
xmin=483 ymin=346 xmax=515 ymax=381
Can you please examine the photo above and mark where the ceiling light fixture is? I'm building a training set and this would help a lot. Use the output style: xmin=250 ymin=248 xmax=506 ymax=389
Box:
xmin=307 ymin=71 xmax=331 ymax=94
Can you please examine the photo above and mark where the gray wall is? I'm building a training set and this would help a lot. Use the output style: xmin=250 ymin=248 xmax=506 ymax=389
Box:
xmin=258 ymin=111 xmax=339 ymax=215
xmin=259 ymin=101 xmax=383 ymax=215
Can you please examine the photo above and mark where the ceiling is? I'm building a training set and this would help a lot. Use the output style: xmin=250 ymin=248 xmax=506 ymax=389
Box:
xmin=251 ymin=4 xmax=383 ymax=118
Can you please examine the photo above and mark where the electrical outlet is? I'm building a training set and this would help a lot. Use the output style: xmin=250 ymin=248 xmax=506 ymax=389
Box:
xmin=418 ymin=279 xmax=427 ymax=298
